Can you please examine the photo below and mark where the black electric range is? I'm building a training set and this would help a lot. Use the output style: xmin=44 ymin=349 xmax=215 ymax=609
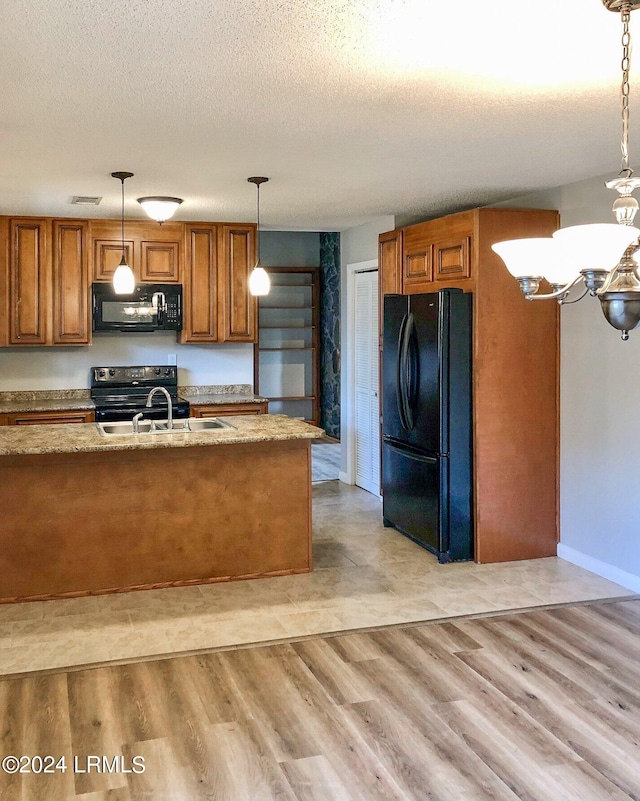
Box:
xmin=90 ymin=365 xmax=190 ymax=423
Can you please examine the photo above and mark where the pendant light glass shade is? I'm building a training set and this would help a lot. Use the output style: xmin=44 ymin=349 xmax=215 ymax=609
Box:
xmin=112 ymin=256 xmax=136 ymax=294
xmin=247 ymin=176 xmax=270 ymax=297
xmin=111 ymin=171 xmax=136 ymax=295
xmin=249 ymin=266 xmax=271 ymax=296
xmin=552 ymin=223 xmax=640 ymax=273
xmin=137 ymin=196 xmax=183 ymax=223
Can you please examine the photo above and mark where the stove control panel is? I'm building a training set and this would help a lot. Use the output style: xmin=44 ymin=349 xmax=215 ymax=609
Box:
xmin=91 ymin=366 xmax=177 ymax=386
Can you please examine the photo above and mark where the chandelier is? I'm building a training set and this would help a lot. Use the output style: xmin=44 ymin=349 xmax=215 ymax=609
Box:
xmin=492 ymin=1 xmax=640 ymax=341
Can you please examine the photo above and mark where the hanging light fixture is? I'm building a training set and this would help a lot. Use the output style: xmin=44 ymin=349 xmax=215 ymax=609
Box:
xmin=111 ymin=171 xmax=136 ymax=294
xmin=137 ymin=196 xmax=183 ymax=224
xmin=492 ymin=0 xmax=640 ymax=341
xmin=247 ymin=176 xmax=270 ymax=296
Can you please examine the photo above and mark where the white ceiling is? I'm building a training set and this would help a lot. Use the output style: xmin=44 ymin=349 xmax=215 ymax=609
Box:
xmin=0 ymin=0 xmax=635 ymax=230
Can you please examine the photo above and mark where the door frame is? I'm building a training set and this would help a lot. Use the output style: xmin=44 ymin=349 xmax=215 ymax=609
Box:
xmin=343 ymin=258 xmax=381 ymax=498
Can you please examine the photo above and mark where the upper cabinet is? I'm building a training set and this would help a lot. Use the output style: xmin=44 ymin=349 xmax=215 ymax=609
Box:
xmin=0 ymin=216 xmax=258 ymax=347
xmin=180 ymin=223 xmax=220 ymax=343
xmin=399 ymin=210 xmax=474 ymax=294
xmin=0 ymin=217 xmax=90 ymax=347
xmin=89 ymin=220 xmax=182 ymax=283
xmin=219 ymin=223 xmax=256 ymax=342
xmin=180 ymin=222 xmax=257 ymax=344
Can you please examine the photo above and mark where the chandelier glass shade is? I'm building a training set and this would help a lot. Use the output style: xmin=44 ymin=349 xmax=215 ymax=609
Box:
xmin=111 ymin=171 xmax=136 ymax=295
xmin=492 ymin=0 xmax=640 ymax=340
xmin=137 ymin=196 xmax=183 ymax=223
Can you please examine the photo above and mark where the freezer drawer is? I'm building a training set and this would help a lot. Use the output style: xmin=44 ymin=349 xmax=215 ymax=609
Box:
xmin=382 ymin=440 xmax=445 ymax=557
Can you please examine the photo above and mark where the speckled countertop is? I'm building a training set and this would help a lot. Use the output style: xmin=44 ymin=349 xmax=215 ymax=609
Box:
xmin=0 ymin=414 xmax=323 ymax=456
xmin=0 ymin=390 xmax=94 ymax=414
xmin=0 ymin=385 xmax=267 ymax=414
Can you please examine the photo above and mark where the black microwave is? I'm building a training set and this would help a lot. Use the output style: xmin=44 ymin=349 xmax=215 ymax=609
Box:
xmin=92 ymin=283 xmax=183 ymax=332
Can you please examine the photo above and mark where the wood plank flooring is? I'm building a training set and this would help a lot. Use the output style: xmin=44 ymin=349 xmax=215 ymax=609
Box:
xmin=1 ymin=598 xmax=640 ymax=800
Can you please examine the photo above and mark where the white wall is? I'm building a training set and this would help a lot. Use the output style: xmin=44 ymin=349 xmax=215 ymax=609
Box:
xmin=340 ymin=216 xmax=395 ymax=472
xmin=495 ymin=174 xmax=640 ymax=590
xmin=0 ymin=337 xmax=254 ymax=390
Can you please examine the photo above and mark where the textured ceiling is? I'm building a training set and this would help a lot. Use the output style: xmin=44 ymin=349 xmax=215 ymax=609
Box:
xmin=0 ymin=0 xmax=634 ymax=230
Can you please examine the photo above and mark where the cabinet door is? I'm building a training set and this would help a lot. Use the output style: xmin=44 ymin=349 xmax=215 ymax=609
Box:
xmin=6 ymin=410 xmax=95 ymax=425
xmin=52 ymin=220 xmax=90 ymax=344
xmin=180 ymin=224 xmax=219 ymax=343
xmin=219 ymin=223 xmax=256 ymax=342
xmin=140 ymin=240 xmax=180 ymax=283
xmin=379 ymin=229 xmax=403 ymax=298
xmin=191 ymin=402 xmax=267 ymax=417
xmin=431 ymin=212 xmax=474 ymax=283
xmin=9 ymin=218 xmax=49 ymax=344
xmin=402 ymin=223 xmax=433 ymax=292
xmin=93 ymin=238 xmax=136 ymax=282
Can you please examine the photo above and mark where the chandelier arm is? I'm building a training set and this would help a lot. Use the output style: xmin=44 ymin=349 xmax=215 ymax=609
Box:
xmin=561 ymin=287 xmax=591 ymax=305
xmin=523 ymin=274 xmax=584 ymax=301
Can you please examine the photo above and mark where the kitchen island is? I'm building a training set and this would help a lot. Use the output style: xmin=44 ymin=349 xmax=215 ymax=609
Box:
xmin=0 ymin=415 xmax=323 ymax=603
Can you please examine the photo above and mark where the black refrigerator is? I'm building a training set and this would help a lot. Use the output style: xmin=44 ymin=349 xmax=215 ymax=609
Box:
xmin=382 ymin=288 xmax=473 ymax=562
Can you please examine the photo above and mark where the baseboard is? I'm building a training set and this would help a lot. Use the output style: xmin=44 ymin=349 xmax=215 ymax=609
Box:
xmin=338 ymin=471 xmax=351 ymax=484
xmin=557 ymin=543 xmax=640 ymax=593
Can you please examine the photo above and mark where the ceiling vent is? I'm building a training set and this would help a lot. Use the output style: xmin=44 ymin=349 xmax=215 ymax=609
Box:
xmin=71 ymin=195 xmax=102 ymax=205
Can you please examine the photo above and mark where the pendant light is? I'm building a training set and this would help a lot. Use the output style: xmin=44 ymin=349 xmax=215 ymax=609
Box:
xmin=491 ymin=0 xmax=640 ymax=340
xmin=247 ymin=176 xmax=270 ymax=296
xmin=111 ymin=171 xmax=136 ymax=294
xmin=137 ymin=196 xmax=183 ymax=224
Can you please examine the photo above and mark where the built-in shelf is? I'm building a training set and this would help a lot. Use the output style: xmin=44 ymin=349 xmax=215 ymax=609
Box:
xmin=259 ymin=346 xmax=316 ymax=351
xmin=255 ymin=267 xmax=320 ymax=426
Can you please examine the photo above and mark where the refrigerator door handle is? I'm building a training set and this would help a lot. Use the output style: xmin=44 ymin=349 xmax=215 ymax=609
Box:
xmin=404 ymin=313 xmax=417 ymax=429
xmin=384 ymin=440 xmax=438 ymax=465
xmin=396 ymin=313 xmax=410 ymax=431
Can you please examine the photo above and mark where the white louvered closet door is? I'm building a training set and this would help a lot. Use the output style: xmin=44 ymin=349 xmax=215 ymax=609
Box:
xmin=354 ymin=270 xmax=380 ymax=495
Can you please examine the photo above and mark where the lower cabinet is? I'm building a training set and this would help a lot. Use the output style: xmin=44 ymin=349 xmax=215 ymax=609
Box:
xmin=0 ymin=410 xmax=95 ymax=425
xmin=190 ymin=402 xmax=268 ymax=418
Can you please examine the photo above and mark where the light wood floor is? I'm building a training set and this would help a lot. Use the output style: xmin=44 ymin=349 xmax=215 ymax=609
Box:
xmin=2 ymin=598 xmax=640 ymax=800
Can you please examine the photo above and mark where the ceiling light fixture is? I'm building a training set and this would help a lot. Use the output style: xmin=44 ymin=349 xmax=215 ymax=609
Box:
xmin=111 ymin=171 xmax=136 ymax=295
xmin=137 ymin=196 xmax=183 ymax=224
xmin=492 ymin=0 xmax=640 ymax=341
xmin=247 ymin=176 xmax=270 ymax=296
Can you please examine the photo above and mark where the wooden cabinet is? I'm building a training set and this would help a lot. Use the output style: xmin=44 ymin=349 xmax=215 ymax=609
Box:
xmin=52 ymin=220 xmax=90 ymax=344
xmin=9 ymin=218 xmax=49 ymax=345
xmin=89 ymin=220 xmax=182 ymax=284
xmin=219 ymin=223 xmax=257 ymax=342
xmin=180 ymin=224 xmax=219 ymax=343
xmin=1 ymin=217 xmax=90 ymax=347
xmin=0 ymin=410 xmax=95 ymax=425
xmin=379 ymin=207 xmax=560 ymax=564
xmin=400 ymin=210 xmax=475 ymax=294
xmin=190 ymin=402 xmax=268 ymax=418
xmin=254 ymin=267 xmax=320 ymax=425
xmin=0 ymin=215 xmax=258 ymax=348
xmin=180 ymin=222 xmax=257 ymax=344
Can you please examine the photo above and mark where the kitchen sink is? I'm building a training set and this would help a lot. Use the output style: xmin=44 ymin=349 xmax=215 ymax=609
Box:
xmin=96 ymin=418 xmax=235 ymax=436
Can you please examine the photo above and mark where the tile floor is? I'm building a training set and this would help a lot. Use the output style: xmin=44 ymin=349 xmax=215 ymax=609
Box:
xmin=0 ymin=482 xmax=634 ymax=677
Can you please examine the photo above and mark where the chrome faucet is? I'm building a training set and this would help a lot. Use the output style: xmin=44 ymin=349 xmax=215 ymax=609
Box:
xmin=132 ymin=411 xmax=144 ymax=433
xmin=146 ymin=386 xmax=173 ymax=430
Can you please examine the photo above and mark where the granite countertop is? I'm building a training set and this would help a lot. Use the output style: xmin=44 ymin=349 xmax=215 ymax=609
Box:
xmin=0 ymin=391 xmax=94 ymax=414
xmin=181 ymin=392 xmax=269 ymax=405
xmin=0 ymin=414 xmax=323 ymax=457
xmin=0 ymin=385 xmax=267 ymax=414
